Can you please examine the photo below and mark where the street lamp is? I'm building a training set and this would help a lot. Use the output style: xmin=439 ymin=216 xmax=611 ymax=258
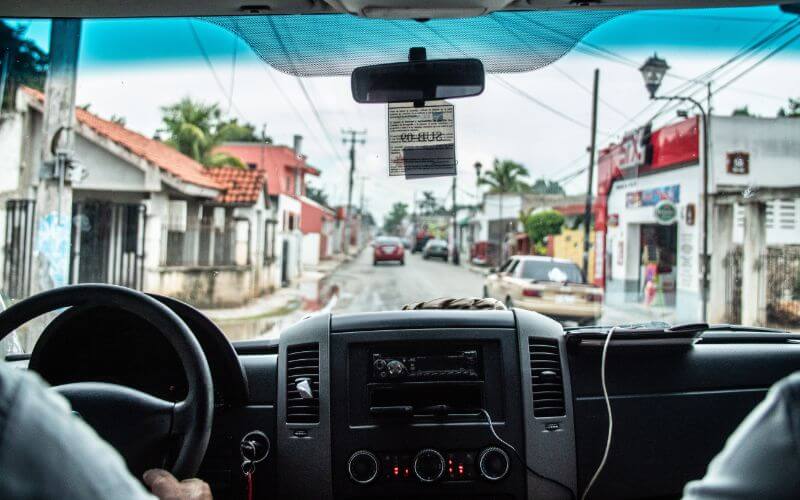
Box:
xmin=639 ymin=54 xmax=710 ymax=322
xmin=639 ymin=54 xmax=670 ymax=99
xmin=474 ymin=161 xmax=482 ymax=202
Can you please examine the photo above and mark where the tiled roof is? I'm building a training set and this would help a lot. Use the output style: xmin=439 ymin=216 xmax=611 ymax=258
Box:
xmin=20 ymin=86 xmax=222 ymax=190
xmin=206 ymin=167 xmax=266 ymax=204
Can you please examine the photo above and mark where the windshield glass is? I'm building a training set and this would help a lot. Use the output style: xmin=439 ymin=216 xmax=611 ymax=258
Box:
xmin=0 ymin=6 xmax=798 ymax=351
xmin=522 ymin=261 xmax=584 ymax=283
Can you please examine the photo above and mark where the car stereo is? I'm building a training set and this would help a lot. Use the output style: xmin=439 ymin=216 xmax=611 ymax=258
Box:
xmin=371 ymin=349 xmax=480 ymax=381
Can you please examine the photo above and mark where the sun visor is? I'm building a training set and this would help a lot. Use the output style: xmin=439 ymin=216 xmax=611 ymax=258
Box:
xmin=200 ymin=10 xmax=626 ymax=77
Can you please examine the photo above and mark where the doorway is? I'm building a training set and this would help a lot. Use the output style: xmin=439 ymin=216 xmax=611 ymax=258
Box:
xmin=639 ymin=223 xmax=677 ymax=306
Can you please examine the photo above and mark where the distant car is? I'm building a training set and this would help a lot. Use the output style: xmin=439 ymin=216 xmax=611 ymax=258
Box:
xmin=422 ymin=239 xmax=449 ymax=262
xmin=483 ymin=255 xmax=602 ymax=325
xmin=373 ymin=236 xmax=405 ymax=265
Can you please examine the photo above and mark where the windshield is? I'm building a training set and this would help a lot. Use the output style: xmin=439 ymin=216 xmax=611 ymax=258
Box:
xmin=0 ymin=6 xmax=798 ymax=352
xmin=521 ymin=261 xmax=584 ymax=283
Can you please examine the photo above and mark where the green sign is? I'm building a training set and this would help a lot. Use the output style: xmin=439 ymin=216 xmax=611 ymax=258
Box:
xmin=654 ymin=200 xmax=677 ymax=225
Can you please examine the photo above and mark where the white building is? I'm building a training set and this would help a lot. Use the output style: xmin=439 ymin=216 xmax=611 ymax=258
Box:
xmin=0 ymin=86 xmax=280 ymax=307
xmin=595 ymin=115 xmax=800 ymax=325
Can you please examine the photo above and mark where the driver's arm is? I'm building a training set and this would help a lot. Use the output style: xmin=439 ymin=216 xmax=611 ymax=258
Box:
xmin=683 ymin=371 xmax=800 ymax=499
xmin=0 ymin=361 xmax=210 ymax=500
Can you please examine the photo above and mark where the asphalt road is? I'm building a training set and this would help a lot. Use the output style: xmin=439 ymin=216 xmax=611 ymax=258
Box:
xmin=331 ymin=250 xmax=486 ymax=314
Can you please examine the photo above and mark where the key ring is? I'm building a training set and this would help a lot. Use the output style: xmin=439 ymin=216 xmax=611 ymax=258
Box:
xmin=241 ymin=459 xmax=255 ymax=476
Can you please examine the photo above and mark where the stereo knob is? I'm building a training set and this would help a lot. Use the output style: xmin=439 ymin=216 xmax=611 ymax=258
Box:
xmin=478 ymin=447 xmax=510 ymax=481
xmin=386 ymin=359 xmax=407 ymax=377
xmin=414 ymin=449 xmax=445 ymax=482
xmin=348 ymin=450 xmax=379 ymax=484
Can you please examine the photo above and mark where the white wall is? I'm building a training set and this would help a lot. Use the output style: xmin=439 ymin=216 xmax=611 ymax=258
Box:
xmin=0 ymin=114 xmax=23 ymax=194
xmin=732 ymin=198 xmax=800 ymax=245
xmin=302 ymin=233 xmax=321 ymax=267
xmin=473 ymin=193 xmax=522 ymax=242
xmin=605 ymin=164 xmax=702 ymax=295
xmin=74 ymin=135 xmax=148 ymax=191
xmin=710 ymin=116 xmax=800 ymax=192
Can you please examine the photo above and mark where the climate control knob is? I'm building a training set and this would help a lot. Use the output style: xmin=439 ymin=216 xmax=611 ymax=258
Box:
xmin=478 ymin=447 xmax=510 ymax=481
xmin=347 ymin=450 xmax=379 ymax=484
xmin=413 ymin=448 xmax=445 ymax=482
xmin=386 ymin=359 xmax=407 ymax=377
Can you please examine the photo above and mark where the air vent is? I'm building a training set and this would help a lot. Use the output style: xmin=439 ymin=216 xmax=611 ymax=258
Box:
xmin=286 ymin=343 xmax=320 ymax=424
xmin=529 ymin=337 xmax=566 ymax=418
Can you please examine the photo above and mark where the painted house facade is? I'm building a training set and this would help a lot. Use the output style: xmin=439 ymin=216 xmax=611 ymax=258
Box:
xmin=214 ymin=139 xmax=337 ymax=278
xmin=0 ymin=86 xmax=278 ymax=307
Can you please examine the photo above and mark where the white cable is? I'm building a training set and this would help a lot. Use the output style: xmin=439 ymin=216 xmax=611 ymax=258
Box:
xmin=580 ymin=326 xmax=617 ymax=500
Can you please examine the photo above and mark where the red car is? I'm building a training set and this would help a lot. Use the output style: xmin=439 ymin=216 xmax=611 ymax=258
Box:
xmin=373 ymin=236 xmax=405 ymax=265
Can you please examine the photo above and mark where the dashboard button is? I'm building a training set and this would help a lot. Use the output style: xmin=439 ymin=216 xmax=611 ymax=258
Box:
xmin=348 ymin=450 xmax=379 ymax=484
xmin=478 ymin=447 xmax=510 ymax=481
xmin=414 ymin=449 xmax=445 ymax=482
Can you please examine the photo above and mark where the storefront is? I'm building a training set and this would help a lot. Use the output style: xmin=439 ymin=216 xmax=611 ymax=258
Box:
xmin=595 ymin=114 xmax=800 ymax=324
xmin=594 ymin=117 xmax=703 ymax=321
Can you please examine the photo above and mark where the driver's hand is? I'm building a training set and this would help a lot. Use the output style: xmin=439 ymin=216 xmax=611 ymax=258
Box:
xmin=143 ymin=469 xmax=212 ymax=500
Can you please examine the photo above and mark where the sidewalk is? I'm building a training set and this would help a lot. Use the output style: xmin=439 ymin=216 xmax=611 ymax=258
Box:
xmin=201 ymin=286 xmax=304 ymax=322
xmin=202 ymin=253 xmax=350 ymax=323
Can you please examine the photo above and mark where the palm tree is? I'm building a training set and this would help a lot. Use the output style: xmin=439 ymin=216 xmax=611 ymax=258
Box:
xmin=478 ymin=159 xmax=531 ymax=265
xmin=478 ymin=159 xmax=531 ymax=193
xmin=419 ymin=191 xmax=439 ymax=216
xmin=160 ymin=98 xmax=245 ymax=168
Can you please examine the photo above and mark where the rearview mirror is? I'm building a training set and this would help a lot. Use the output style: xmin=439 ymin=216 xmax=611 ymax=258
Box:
xmin=351 ymin=56 xmax=484 ymax=104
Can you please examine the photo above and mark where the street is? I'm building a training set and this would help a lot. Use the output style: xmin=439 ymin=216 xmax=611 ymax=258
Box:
xmin=331 ymin=251 xmax=485 ymax=314
xmin=329 ymin=250 xmax=674 ymax=325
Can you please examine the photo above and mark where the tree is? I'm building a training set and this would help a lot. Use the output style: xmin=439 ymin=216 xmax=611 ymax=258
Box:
xmin=478 ymin=159 xmax=531 ymax=193
xmin=530 ymin=178 xmax=565 ymax=195
xmin=159 ymin=97 xmax=270 ymax=168
xmin=383 ymin=202 xmax=409 ymax=235
xmin=306 ymin=186 xmax=329 ymax=207
xmin=0 ymin=21 xmax=48 ymax=110
xmin=216 ymin=119 xmax=272 ymax=143
xmin=777 ymin=97 xmax=800 ymax=118
xmin=732 ymin=106 xmax=754 ymax=117
xmin=419 ymin=191 xmax=440 ymax=216
xmin=520 ymin=209 xmax=564 ymax=255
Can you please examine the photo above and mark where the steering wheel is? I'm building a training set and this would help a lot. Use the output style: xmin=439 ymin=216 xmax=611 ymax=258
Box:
xmin=0 ymin=284 xmax=213 ymax=479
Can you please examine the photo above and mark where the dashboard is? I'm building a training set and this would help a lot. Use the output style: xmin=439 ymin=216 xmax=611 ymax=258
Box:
xmin=25 ymin=301 xmax=800 ymax=499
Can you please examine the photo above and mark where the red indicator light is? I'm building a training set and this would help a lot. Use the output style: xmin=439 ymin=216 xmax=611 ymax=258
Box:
xmin=393 ymin=466 xmax=399 ymax=476
xmin=404 ymin=468 xmax=410 ymax=477
xmin=448 ymin=459 xmax=453 ymax=465
xmin=458 ymin=464 xmax=464 ymax=475
xmin=448 ymin=466 xmax=453 ymax=474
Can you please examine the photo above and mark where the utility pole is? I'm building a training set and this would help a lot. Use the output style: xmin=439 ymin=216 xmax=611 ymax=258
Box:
xmin=342 ymin=129 xmax=366 ymax=254
xmin=452 ymin=175 xmax=459 ymax=265
xmin=358 ymin=175 xmax=367 ymax=215
xmin=582 ymin=69 xmax=599 ymax=279
xmin=33 ymin=20 xmax=82 ymax=295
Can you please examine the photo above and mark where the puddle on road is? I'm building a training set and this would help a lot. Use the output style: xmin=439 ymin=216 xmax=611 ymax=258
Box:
xmin=216 ymin=315 xmax=281 ymax=341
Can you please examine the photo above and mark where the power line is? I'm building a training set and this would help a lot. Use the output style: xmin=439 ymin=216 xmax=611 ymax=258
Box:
xmin=490 ymin=15 xmax=632 ymax=121
xmin=715 ymin=29 xmax=800 ymax=94
xmin=186 ymin=20 xmax=248 ymax=121
xmin=296 ymin=77 xmax=346 ymax=164
xmin=257 ymin=64 xmax=324 ymax=148
xmin=493 ymin=75 xmax=613 ymax=135
xmin=642 ymin=18 xmax=800 ymax=125
xmin=227 ymin=29 xmax=239 ymax=116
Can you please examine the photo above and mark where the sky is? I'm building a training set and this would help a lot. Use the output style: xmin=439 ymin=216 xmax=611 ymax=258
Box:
xmin=9 ymin=6 xmax=800 ymax=223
